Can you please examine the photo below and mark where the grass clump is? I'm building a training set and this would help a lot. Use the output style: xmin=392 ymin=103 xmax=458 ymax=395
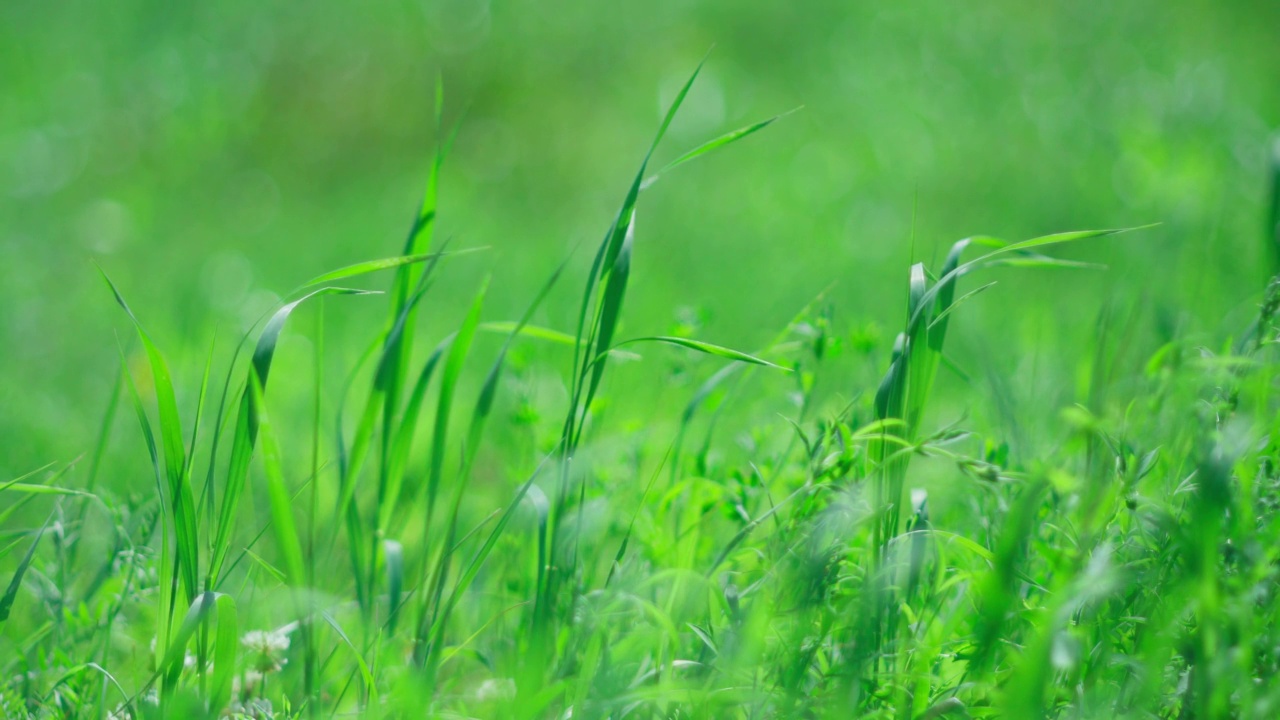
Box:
xmin=4 ymin=66 xmax=1280 ymax=720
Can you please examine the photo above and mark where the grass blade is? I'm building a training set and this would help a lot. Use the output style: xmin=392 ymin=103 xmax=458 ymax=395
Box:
xmin=609 ymin=335 xmax=790 ymax=371
xmin=0 ymin=513 xmax=52 ymax=623
xmin=297 ymin=247 xmax=483 ymax=290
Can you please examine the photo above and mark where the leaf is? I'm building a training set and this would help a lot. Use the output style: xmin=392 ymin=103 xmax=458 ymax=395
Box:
xmin=425 ymin=279 xmax=489 ymax=522
xmin=320 ymin=610 xmax=377 ymax=703
xmin=609 ymin=336 xmax=790 ymax=371
xmin=479 ymin=321 xmax=577 ymax=346
xmin=297 ymin=248 xmax=483 ymax=289
xmin=0 ymin=513 xmax=52 ymax=623
xmin=210 ymin=594 xmax=239 ymax=712
xmin=210 ymin=286 xmax=376 ymax=586
xmin=421 ymin=261 xmax=567 ymax=661
xmin=0 ymin=484 xmax=90 ymax=497
xmin=252 ymin=373 xmax=305 ymax=586
xmin=159 ymin=591 xmax=216 ymax=676
xmin=99 ymin=267 xmax=200 ymax=604
xmin=642 ymin=108 xmax=799 ymax=188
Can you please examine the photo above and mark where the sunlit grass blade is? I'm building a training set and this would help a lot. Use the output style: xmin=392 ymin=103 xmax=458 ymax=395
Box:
xmin=608 ymin=335 xmax=792 ymax=371
xmin=297 ymin=247 xmax=484 ymax=290
xmin=99 ymin=268 xmax=200 ymax=605
xmin=117 ymin=340 xmax=176 ymax=661
xmin=642 ymin=107 xmax=799 ymax=188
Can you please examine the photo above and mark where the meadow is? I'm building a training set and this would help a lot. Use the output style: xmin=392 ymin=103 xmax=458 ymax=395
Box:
xmin=4 ymin=1 xmax=1280 ymax=718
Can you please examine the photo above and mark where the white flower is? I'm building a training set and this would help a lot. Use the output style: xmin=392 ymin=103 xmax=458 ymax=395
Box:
xmin=241 ymin=628 xmax=292 ymax=673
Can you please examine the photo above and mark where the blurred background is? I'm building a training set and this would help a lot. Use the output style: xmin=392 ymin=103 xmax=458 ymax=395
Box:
xmin=3 ymin=0 xmax=1278 ymax=481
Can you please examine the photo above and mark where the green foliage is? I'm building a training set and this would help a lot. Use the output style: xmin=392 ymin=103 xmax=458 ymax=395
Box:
xmin=4 ymin=28 xmax=1280 ymax=720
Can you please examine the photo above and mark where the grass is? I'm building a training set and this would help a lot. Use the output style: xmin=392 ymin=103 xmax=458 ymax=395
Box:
xmin=4 ymin=63 xmax=1280 ymax=720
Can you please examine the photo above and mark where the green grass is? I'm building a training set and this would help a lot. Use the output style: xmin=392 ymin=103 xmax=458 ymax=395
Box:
xmin=5 ymin=60 xmax=1280 ymax=720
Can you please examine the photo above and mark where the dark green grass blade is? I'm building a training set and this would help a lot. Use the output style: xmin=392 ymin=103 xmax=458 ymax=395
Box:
xmin=0 ymin=513 xmax=52 ymax=623
xmin=570 ymin=54 xmax=708 ymax=392
xmin=209 ymin=594 xmax=238 ymax=712
xmin=578 ymin=218 xmax=635 ymax=440
xmin=381 ymin=339 xmax=449 ymax=530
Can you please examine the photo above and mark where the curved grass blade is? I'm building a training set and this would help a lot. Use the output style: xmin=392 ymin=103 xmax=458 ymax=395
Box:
xmin=320 ymin=610 xmax=377 ymax=704
xmin=210 ymin=287 xmax=377 ymax=586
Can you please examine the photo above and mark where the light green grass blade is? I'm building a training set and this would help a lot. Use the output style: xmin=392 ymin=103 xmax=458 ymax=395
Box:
xmin=117 ymin=340 xmax=176 ymax=658
xmin=209 ymin=594 xmax=238 ymax=712
xmin=252 ymin=373 xmax=305 ymax=585
xmin=424 ymin=278 xmax=489 ymax=523
xmin=608 ymin=336 xmax=791 ymax=371
xmin=0 ymin=462 xmax=56 ymax=491
xmin=0 ymin=484 xmax=90 ymax=497
xmin=479 ymin=321 xmax=577 ymax=345
xmin=298 ymin=247 xmax=482 ymax=289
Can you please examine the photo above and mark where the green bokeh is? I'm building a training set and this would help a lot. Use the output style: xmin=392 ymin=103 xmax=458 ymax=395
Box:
xmin=3 ymin=0 xmax=1277 ymax=477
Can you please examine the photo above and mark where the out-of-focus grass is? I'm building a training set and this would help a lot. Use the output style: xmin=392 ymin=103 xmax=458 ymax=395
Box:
xmin=3 ymin=0 xmax=1277 ymax=476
